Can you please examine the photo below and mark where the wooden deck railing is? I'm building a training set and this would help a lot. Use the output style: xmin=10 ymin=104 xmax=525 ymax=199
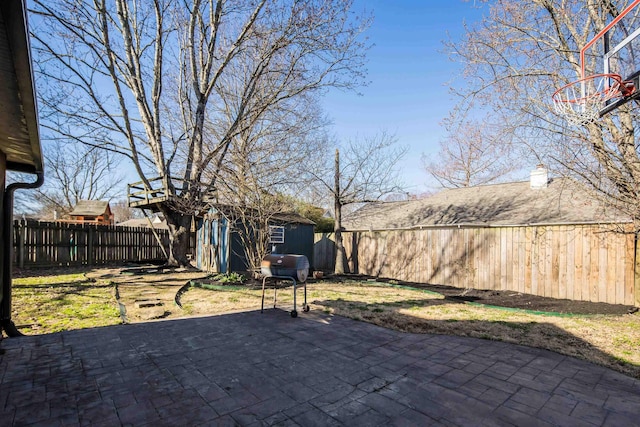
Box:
xmin=127 ymin=176 xmax=215 ymax=209
xmin=127 ymin=176 xmax=174 ymax=208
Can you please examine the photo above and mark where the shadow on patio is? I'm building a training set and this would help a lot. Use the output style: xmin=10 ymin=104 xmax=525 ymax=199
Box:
xmin=1 ymin=309 xmax=639 ymax=426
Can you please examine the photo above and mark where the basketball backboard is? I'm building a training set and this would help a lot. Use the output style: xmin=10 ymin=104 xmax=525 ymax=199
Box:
xmin=553 ymin=0 xmax=640 ymax=124
xmin=597 ymin=0 xmax=640 ymax=114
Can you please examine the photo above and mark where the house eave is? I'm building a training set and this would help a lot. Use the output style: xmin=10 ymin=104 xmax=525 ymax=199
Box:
xmin=0 ymin=0 xmax=43 ymax=174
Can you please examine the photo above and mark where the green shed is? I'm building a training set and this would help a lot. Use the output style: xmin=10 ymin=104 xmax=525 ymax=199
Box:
xmin=196 ymin=206 xmax=315 ymax=274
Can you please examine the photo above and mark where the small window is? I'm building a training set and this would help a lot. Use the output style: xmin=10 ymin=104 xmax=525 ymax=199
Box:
xmin=269 ymin=226 xmax=285 ymax=244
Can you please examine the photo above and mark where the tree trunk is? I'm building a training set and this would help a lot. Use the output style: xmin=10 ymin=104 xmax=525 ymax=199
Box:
xmin=334 ymin=199 xmax=346 ymax=275
xmin=163 ymin=210 xmax=192 ymax=267
xmin=334 ymin=149 xmax=346 ymax=274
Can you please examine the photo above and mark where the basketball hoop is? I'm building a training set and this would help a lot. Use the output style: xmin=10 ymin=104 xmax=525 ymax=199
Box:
xmin=552 ymin=73 xmax=634 ymax=125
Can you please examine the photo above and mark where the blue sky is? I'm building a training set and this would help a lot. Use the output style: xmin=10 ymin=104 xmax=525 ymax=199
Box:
xmin=322 ymin=0 xmax=487 ymax=194
xmin=22 ymin=1 xmax=487 ymax=211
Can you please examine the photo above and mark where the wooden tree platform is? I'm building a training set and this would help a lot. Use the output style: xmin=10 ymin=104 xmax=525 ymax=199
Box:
xmin=127 ymin=177 xmax=173 ymax=211
xmin=127 ymin=176 xmax=215 ymax=211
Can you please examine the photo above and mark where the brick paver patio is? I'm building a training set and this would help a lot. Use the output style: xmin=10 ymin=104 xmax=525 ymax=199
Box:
xmin=1 ymin=309 xmax=638 ymax=426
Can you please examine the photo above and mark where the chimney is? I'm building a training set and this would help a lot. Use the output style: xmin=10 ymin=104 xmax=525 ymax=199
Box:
xmin=530 ymin=164 xmax=548 ymax=189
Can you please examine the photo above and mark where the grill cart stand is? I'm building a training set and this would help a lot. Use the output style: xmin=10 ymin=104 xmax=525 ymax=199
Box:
xmin=260 ymin=275 xmax=309 ymax=318
xmin=260 ymin=254 xmax=310 ymax=318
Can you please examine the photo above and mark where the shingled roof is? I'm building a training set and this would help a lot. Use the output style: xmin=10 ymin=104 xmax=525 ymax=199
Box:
xmin=117 ymin=215 xmax=168 ymax=230
xmin=208 ymin=204 xmax=316 ymax=226
xmin=69 ymin=200 xmax=111 ymax=217
xmin=343 ymin=178 xmax=629 ymax=231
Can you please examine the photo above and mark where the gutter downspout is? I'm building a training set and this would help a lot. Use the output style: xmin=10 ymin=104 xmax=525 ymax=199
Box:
xmin=2 ymin=172 xmax=44 ymax=337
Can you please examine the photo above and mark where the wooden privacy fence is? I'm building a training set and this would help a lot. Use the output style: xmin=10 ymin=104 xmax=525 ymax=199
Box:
xmin=12 ymin=220 xmax=170 ymax=268
xmin=314 ymin=224 xmax=639 ymax=306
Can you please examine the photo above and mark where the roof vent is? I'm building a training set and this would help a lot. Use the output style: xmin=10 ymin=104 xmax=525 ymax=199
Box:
xmin=530 ymin=165 xmax=548 ymax=189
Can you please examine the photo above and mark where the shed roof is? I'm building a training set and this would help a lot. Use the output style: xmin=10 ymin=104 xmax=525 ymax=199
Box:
xmin=272 ymin=212 xmax=316 ymax=226
xmin=69 ymin=200 xmax=111 ymax=217
xmin=208 ymin=205 xmax=315 ymax=226
xmin=0 ymin=0 xmax=43 ymax=173
xmin=343 ymin=178 xmax=629 ymax=230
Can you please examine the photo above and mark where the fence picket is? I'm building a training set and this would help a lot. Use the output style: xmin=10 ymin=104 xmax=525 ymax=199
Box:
xmin=313 ymin=224 xmax=636 ymax=305
xmin=12 ymin=220 xmax=172 ymax=268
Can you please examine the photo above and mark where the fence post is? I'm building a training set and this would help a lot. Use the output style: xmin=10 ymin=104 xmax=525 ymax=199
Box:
xmin=18 ymin=220 xmax=25 ymax=269
xmin=88 ymin=226 xmax=94 ymax=265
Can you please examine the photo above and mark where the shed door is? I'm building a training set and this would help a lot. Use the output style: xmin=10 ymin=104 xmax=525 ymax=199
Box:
xmin=197 ymin=216 xmax=229 ymax=273
xmin=217 ymin=218 xmax=228 ymax=273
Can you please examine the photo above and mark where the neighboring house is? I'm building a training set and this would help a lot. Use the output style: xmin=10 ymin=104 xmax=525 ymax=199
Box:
xmin=117 ymin=214 xmax=168 ymax=230
xmin=68 ymin=200 xmax=114 ymax=225
xmin=329 ymin=166 xmax=637 ymax=306
xmin=344 ymin=167 xmax=628 ymax=231
xmin=197 ymin=205 xmax=315 ymax=274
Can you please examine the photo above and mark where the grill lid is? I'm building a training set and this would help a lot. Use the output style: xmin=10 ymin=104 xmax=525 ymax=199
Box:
xmin=261 ymin=254 xmax=309 ymax=282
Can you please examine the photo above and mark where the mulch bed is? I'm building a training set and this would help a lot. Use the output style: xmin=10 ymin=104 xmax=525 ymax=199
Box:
xmin=334 ymin=274 xmax=637 ymax=316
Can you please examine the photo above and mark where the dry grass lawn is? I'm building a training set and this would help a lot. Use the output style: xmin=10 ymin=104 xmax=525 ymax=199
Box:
xmin=181 ymin=279 xmax=640 ymax=379
xmin=10 ymin=271 xmax=121 ymax=334
xmin=7 ymin=269 xmax=640 ymax=380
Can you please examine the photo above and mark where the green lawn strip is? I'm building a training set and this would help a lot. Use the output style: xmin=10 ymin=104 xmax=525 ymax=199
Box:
xmin=12 ymin=272 xmax=121 ymax=334
xmin=463 ymin=301 xmax=588 ymax=318
xmin=191 ymin=281 xmax=247 ymax=292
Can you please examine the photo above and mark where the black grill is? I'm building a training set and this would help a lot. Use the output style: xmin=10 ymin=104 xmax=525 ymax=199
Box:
xmin=260 ymin=254 xmax=310 ymax=317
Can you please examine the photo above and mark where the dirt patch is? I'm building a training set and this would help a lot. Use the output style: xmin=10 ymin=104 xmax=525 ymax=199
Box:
xmin=87 ymin=267 xmax=208 ymax=323
xmin=334 ymin=275 xmax=637 ymax=315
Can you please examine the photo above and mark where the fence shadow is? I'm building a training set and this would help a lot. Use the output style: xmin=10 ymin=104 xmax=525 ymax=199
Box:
xmin=347 ymin=228 xmax=488 ymax=288
xmin=12 ymin=279 xmax=113 ymax=300
xmin=13 ymin=265 xmax=98 ymax=278
xmin=314 ymin=220 xmax=637 ymax=306
xmin=311 ymin=297 xmax=640 ymax=379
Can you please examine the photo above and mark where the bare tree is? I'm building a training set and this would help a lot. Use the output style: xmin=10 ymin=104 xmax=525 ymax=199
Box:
xmin=30 ymin=0 xmax=370 ymax=266
xmin=111 ymin=200 xmax=145 ymax=223
xmin=423 ymin=111 xmax=522 ymax=188
xmin=208 ymin=93 xmax=330 ymax=271
xmin=310 ymin=132 xmax=406 ymax=274
xmin=28 ymin=142 xmax=123 ymax=219
xmin=448 ymin=0 xmax=640 ymax=226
